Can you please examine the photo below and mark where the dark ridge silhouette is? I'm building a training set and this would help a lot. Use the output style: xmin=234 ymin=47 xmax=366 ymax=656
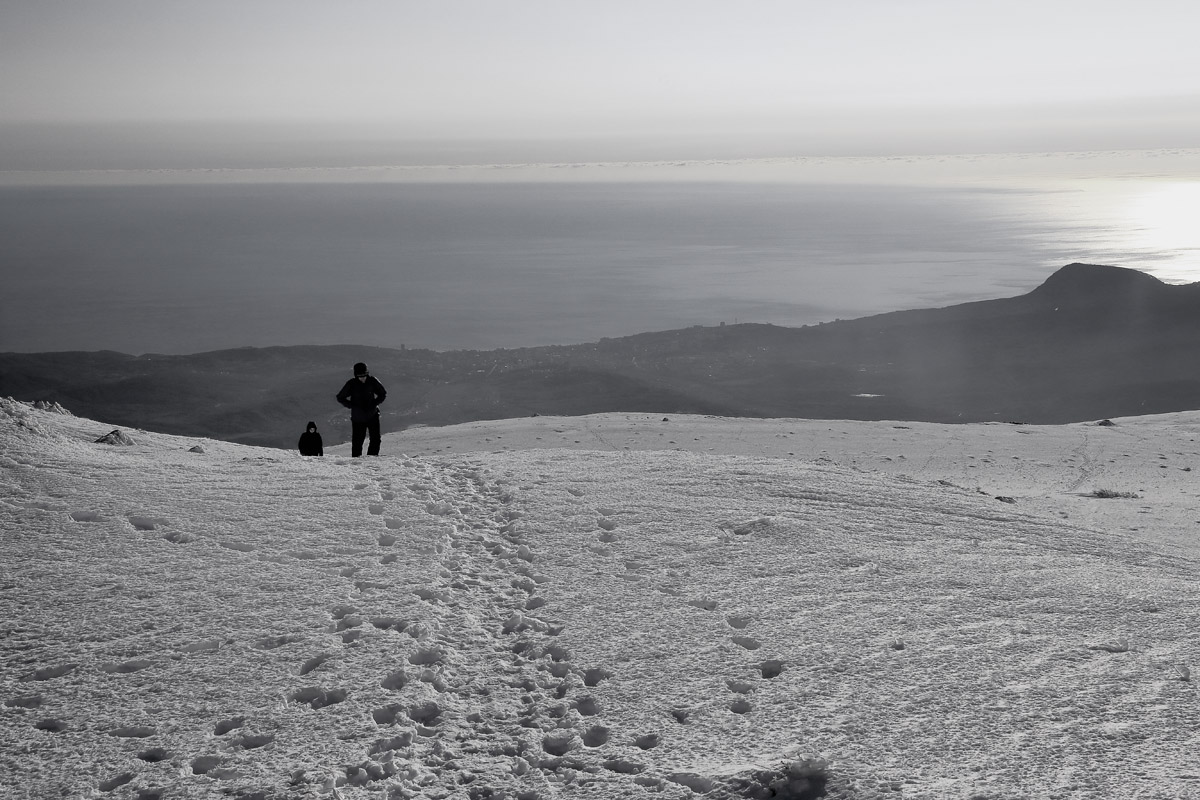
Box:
xmin=3 ymin=263 xmax=1199 ymax=448
xmin=1028 ymin=261 xmax=1193 ymax=305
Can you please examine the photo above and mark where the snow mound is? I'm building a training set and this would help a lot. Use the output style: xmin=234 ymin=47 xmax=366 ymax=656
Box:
xmin=1 ymin=396 xmax=55 ymax=437
xmin=32 ymin=399 xmax=72 ymax=415
xmin=95 ymin=428 xmax=136 ymax=446
xmin=4 ymin=407 xmax=1200 ymax=798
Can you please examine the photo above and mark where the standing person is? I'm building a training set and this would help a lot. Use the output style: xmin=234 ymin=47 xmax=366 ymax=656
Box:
xmin=298 ymin=421 xmax=323 ymax=456
xmin=336 ymin=362 xmax=387 ymax=457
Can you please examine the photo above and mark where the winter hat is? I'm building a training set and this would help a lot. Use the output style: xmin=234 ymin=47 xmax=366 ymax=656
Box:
xmin=353 ymin=362 xmax=368 ymax=376
xmin=306 ymin=421 xmax=317 ymax=432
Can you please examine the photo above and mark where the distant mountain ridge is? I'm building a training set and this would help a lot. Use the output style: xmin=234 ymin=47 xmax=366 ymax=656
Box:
xmin=4 ymin=263 xmax=1199 ymax=448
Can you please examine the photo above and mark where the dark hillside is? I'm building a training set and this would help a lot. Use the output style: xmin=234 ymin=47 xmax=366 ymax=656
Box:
xmin=4 ymin=264 xmax=1200 ymax=447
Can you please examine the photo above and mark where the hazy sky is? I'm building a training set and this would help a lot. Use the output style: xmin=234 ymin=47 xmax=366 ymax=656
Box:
xmin=2 ymin=0 xmax=1199 ymax=158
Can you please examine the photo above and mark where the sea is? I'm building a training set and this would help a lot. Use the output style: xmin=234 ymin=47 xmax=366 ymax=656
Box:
xmin=2 ymin=149 xmax=1198 ymax=355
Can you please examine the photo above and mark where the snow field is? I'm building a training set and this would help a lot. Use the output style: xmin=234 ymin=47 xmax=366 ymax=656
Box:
xmin=3 ymin=398 xmax=1200 ymax=799
xmin=489 ymin=448 xmax=1200 ymax=798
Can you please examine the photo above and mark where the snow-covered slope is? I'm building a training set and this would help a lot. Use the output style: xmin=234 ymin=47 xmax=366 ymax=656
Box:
xmin=3 ymin=399 xmax=1200 ymax=799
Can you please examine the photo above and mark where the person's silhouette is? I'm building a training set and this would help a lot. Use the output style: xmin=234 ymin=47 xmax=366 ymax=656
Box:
xmin=336 ymin=362 xmax=387 ymax=457
xmin=297 ymin=421 xmax=323 ymax=456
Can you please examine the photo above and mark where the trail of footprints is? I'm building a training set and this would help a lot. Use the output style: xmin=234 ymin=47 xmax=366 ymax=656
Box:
xmin=591 ymin=504 xmax=787 ymax=719
xmin=8 ymin=460 xmax=787 ymax=797
xmin=305 ymin=467 xmax=791 ymax=796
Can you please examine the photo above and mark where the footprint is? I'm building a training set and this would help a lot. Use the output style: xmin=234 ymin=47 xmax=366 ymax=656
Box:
xmin=759 ymin=659 xmax=786 ymax=679
xmin=726 ymin=679 xmax=755 ymax=694
xmin=634 ymin=733 xmax=660 ymax=750
xmin=687 ymin=599 xmax=718 ymax=612
xmin=371 ymin=617 xmax=408 ymax=632
xmin=572 ymin=696 xmax=600 ymax=716
xmin=378 ymin=533 xmax=397 ymax=546
xmin=101 ymin=659 xmax=153 ymax=674
xmin=368 ymin=733 xmax=414 ymax=755
xmin=127 ymin=515 xmax=168 ymax=531
xmin=289 ymin=687 xmax=348 ymax=709
xmin=381 ymin=670 xmax=408 ymax=691
xmin=254 ymin=634 xmax=303 ymax=650
xmin=98 ymin=773 xmax=134 ymax=792
xmin=726 ymin=614 xmax=753 ymax=629
xmin=542 ymin=730 xmax=577 ymax=756
xmin=180 ymin=638 xmax=222 ymax=654
xmin=214 ymin=717 xmax=245 ymax=735
xmin=583 ymin=667 xmax=613 ymax=687
xmin=583 ymin=726 xmax=610 ymax=747
xmin=731 ymin=636 xmax=761 ymax=651
xmin=20 ymin=664 xmax=77 ymax=682
xmin=355 ymin=580 xmax=388 ymax=591
xmin=233 ymin=733 xmax=274 ymax=749
xmin=503 ymin=613 xmax=548 ymax=635
xmin=299 ymin=655 xmax=329 ymax=676
xmin=190 ymin=755 xmax=222 ymax=775
xmin=137 ymin=747 xmax=172 ymax=762
xmin=540 ymin=661 xmax=570 ymax=679
xmin=372 ymin=704 xmax=404 ymax=725
xmin=603 ymin=758 xmax=645 ymax=774
xmin=730 ymin=518 xmax=771 ymax=536
xmin=408 ymin=647 xmax=445 ymax=666
xmin=597 ymin=518 xmax=617 ymax=531
xmin=731 ymin=698 xmax=753 ymax=714
xmin=669 ymin=773 xmax=716 ymax=793
xmin=407 ymin=701 xmax=442 ymax=725
xmin=368 ymin=504 xmax=385 ymax=515
xmin=69 ymin=511 xmax=102 ymax=523
xmin=542 ymin=645 xmax=570 ymax=662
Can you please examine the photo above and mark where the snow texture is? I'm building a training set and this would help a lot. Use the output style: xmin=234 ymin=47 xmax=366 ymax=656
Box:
xmin=3 ymin=397 xmax=1200 ymax=799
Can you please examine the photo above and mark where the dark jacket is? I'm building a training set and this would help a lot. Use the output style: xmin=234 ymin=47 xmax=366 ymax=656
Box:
xmin=337 ymin=376 xmax=387 ymax=423
xmin=298 ymin=422 xmax=323 ymax=456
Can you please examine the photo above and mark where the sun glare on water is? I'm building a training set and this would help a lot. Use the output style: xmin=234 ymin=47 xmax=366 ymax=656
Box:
xmin=1126 ymin=182 xmax=1200 ymax=283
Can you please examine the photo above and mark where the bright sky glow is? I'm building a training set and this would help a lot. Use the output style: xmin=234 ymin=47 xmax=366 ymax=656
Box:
xmin=1129 ymin=183 xmax=1200 ymax=253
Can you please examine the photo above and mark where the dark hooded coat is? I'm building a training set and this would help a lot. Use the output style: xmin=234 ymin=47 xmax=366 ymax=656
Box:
xmin=298 ymin=422 xmax=323 ymax=456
